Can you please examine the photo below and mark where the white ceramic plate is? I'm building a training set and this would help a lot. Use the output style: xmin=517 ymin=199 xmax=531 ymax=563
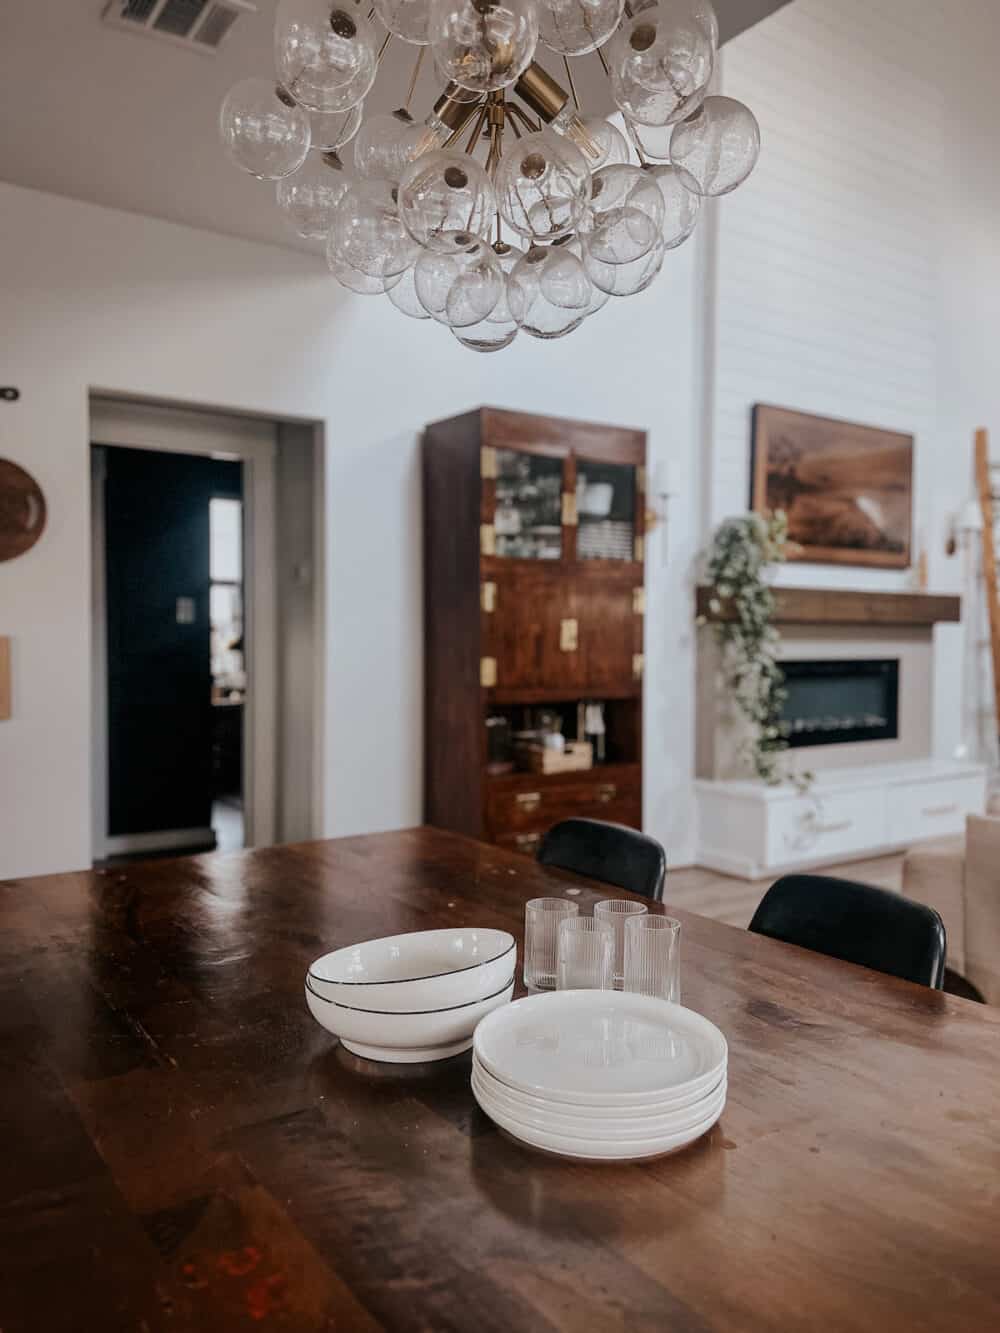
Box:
xmin=471 ymin=1065 xmax=727 ymax=1142
xmin=471 ymin=1054 xmax=726 ymax=1120
xmin=307 ymin=927 xmax=516 ymax=1013
xmin=472 ymin=1075 xmax=725 ymax=1161
xmin=305 ymin=973 xmax=514 ymax=1063
xmin=474 ymin=990 xmax=727 ymax=1107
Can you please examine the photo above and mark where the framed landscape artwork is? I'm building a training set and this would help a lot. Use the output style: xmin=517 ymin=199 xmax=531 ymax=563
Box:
xmin=750 ymin=405 xmax=913 ymax=568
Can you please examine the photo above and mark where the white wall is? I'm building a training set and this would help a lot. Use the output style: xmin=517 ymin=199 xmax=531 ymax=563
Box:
xmin=0 ymin=181 xmax=705 ymax=878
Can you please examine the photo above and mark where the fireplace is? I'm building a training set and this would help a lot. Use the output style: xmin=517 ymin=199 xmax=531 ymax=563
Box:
xmin=778 ymin=659 xmax=899 ymax=749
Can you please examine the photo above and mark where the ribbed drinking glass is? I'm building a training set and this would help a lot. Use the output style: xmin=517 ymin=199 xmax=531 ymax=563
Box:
xmin=594 ymin=898 xmax=649 ymax=988
xmin=524 ymin=898 xmax=579 ymax=991
xmin=556 ymin=916 xmax=614 ymax=991
xmin=623 ymin=914 xmax=681 ymax=1003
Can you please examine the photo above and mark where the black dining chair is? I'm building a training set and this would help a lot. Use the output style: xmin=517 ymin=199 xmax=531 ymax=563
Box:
xmin=537 ymin=818 xmax=667 ymax=902
xmin=748 ymin=873 xmax=947 ymax=989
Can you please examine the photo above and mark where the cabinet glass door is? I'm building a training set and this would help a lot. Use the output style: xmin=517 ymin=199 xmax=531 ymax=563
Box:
xmin=494 ymin=448 xmax=564 ymax=561
xmin=575 ymin=461 xmax=637 ymax=561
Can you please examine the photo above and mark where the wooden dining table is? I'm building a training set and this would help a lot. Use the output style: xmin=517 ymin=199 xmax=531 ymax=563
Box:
xmin=1 ymin=827 xmax=998 ymax=1332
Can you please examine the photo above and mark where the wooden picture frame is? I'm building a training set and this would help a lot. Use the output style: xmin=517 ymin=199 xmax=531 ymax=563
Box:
xmin=750 ymin=405 xmax=913 ymax=568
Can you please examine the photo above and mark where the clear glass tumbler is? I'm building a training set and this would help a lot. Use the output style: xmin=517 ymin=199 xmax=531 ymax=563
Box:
xmin=524 ymin=898 xmax=580 ymax=991
xmin=556 ymin=916 xmax=615 ymax=991
xmin=623 ymin=914 xmax=681 ymax=1004
xmin=594 ymin=899 xmax=649 ymax=989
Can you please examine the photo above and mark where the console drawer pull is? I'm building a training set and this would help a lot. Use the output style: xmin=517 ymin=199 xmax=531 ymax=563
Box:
xmin=808 ymin=819 xmax=852 ymax=835
xmin=516 ymin=792 xmax=542 ymax=814
xmin=597 ymin=783 xmax=618 ymax=804
xmin=922 ymin=803 xmax=959 ymax=817
xmin=514 ymin=833 xmax=541 ymax=853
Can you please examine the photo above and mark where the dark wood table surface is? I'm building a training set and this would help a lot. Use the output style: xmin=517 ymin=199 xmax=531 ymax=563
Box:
xmin=2 ymin=828 xmax=998 ymax=1333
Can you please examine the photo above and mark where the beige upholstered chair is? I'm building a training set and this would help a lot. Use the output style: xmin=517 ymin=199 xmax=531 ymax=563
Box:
xmin=902 ymin=815 xmax=1000 ymax=1003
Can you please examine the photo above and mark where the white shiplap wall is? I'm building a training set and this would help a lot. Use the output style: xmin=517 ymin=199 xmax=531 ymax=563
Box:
xmin=711 ymin=0 xmax=947 ymax=593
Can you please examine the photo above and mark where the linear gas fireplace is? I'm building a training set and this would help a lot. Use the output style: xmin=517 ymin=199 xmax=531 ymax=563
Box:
xmin=778 ymin=659 xmax=899 ymax=749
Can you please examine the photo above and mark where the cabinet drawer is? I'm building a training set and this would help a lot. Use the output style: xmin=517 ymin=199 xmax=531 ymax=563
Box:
xmin=496 ymin=801 xmax=642 ymax=859
xmin=487 ymin=773 xmax=640 ymax=833
xmin=886 ymin=778 xmax=984 ymax=845
xmin=766 ymin=790 xmax=886 ymax=868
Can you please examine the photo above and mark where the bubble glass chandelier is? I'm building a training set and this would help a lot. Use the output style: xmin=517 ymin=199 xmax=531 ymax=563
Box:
xmin=220 ymin=0 xmax=759 ymax=351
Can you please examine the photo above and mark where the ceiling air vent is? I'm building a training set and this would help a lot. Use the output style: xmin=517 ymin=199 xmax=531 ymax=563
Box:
xmin=103 ymin=0 xmax=257 ymax=53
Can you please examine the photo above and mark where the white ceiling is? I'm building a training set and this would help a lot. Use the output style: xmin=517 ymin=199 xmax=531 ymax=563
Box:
xmin=0 ymin=0 xmax=791 ymax=254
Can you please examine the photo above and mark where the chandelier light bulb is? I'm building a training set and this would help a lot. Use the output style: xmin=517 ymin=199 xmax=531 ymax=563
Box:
xmin=276 ymin=154 xmax=352 ymax=238
xmin=537 ymin=0 xmax=624 ymax=56
xmin=309 ymin=103 xmax=364 ymax=152
xmin=328 ymin=178 xmax=418 ymax=278
xmin=275 ymin=0 xmax=378 ymax=113
xmin=428 ymin=0 xmax=540 ymax=93
xmin=219 ymin=78 xmax=312 ymax=180
xmin=575 ymin=117 xmax=631 ymax=169
xmin=398 ymin=149 xmax=496 ymax=251
xmin=495 ymin=129 xmax=591 ymax=241
xmin=374 ymin=0 xmax=435 ymax=45
xmin=671 ymin=96 xmax=761 ymax=196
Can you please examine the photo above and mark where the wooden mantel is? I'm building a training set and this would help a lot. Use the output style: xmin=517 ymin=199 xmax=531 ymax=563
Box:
xmin=696 ymin=586 xmax=961 ymax=627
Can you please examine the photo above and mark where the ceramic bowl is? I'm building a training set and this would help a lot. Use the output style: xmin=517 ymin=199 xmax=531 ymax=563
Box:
xmin=307 ymin=927 xmax=516 ymax=1013
xmin=305 ymin=973 xmax=515 ymax=1063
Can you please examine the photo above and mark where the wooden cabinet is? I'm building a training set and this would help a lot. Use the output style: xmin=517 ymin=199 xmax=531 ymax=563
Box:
xmin=424 ymin=408 xmax=646 ymax=853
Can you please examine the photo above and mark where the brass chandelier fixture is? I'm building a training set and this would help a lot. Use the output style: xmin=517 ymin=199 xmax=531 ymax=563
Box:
xmin=220 ymin=0 xmax=760 ymax=351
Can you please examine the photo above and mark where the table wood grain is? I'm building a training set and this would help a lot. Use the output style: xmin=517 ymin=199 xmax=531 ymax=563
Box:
xmin=1 ymin=828 xmax=998 ymax=1332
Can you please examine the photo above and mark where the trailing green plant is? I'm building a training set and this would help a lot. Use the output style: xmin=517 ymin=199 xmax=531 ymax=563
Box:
xmin=699 ymin=511 xmax=812 ymax=790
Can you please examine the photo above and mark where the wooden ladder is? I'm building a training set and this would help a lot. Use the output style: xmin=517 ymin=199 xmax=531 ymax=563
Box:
xmin=974 ymin=428 xmax=1000 ymax=737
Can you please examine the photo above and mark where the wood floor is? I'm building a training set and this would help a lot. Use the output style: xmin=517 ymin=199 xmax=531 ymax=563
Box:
xmin=663 ymin=852 xmax=906 ymax=928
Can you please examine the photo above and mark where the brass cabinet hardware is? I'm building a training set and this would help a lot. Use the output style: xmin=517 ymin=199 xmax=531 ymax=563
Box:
xmin=480 ymin=445 xmax=497 ymax=479
xmin=561 ymin=492 xmax=578 ymax=526
xmin=515 ymin=792 xmax=542 ymax=813
xmin=481 ymin=581 xmax=497 ymax=613
xmin=480 ymin=523 xmax=495 ymax=556
xmin=637 ymin=465 xmax=646 ymax=492
xmin=480 ymin=657 xmax=497 ymax=688
xmin=560 ymin=618 xmax=579 ymax=652
xmin=632 ymin=653 xmax=644 ymax=680
xmin=514 ymin=832 xmax=542 ymax=852
xmin=597 ymin=783 xmax=617 ymax=804
xmin=634 ymin=535 xmax=645 ymax=563
xmin=632 ymin=587 xmax=645 ymax=615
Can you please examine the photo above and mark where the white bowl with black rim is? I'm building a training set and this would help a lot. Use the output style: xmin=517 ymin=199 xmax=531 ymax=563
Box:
xmin=306 ymin=927 xmax=516 ymax=1012
xmin=305 ymin=971 xmax=515 ymax=1063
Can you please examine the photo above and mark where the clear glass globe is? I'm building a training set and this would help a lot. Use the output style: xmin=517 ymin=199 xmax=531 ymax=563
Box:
xmin=414 ymin=240 xmax=502 ymax=324
xmin=398 ymin=149 xmax=496 ymax=251
xmin=486 ymin=240 xmax=524 ymax=323
xmin=328 ymin=179 xmax=418 ymax=278
xmin=219 ymin=78 xmax=311 ymax=180
xmin=582 ymin=230 xmax=666 ymax=295
xmin=353 ymin=112 xmax=428 ymax=182
xmin=537 ymin=0 xmax=623 ymax=56
xmin=538 ymin=245 xmax=591 ymax=310
xmin=275 ymin=0 xmax=378 ymax=113
xmin=309 ymin=103 xmax=364 ymax=152
xmin=495 ymin=129 xmax=591 ymax=241
xmin=692 ymin=0 xmax=718 ymax=44
xmin=374 ymin=0 xmax=434 ymax=45
xmin=609 ymin=1 xmax=713 ymax=126
xmin=387 ymin=264 xmax=432 ymax=318
xmin=584 ymin=163 xmax=664 ymax=264
xmin=624 ymin=117 xmax=672 ymax=161
xmin=671 ymin=96 xmax=760 ymax=196
xmin=326 ymin=231 xmax=404 ymax=293
xmin=453 ymin=321 xmax=518 ymax=352
xmin=548 ymin=236 xmax=610 ymax=316
xmin=643 ymin=163 xmax=700 ymax=246
xmin=508 ymin=246 xmax=587 ymax=339
xmin=428 ymin=0 xmax=539 ymax=93
xmin=277 ymin=158 xmax=351 ymax=238
xmin=574 ymin=118 xmax=631 ymax=169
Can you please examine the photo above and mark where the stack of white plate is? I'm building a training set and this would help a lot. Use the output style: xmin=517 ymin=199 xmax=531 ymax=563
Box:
xmin=472 ymin=990 xmax=728 ymax=1161
xmin=306 ymin=927 xmax=515 ymax=1063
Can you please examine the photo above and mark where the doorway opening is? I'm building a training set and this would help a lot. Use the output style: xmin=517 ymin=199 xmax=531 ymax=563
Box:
xmin=90 ymin=396 xmax=325 ymax=863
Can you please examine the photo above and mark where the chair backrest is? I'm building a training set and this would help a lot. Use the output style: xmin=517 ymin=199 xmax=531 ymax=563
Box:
xmin=537 ymin=819 xmax=667 ymax=902
xmin=748 ymin=874 xmax=946 ymax=989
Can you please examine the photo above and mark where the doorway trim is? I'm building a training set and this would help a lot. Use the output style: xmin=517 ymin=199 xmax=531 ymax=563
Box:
xmin=90 ymin=397 xmax=279 ymax=856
